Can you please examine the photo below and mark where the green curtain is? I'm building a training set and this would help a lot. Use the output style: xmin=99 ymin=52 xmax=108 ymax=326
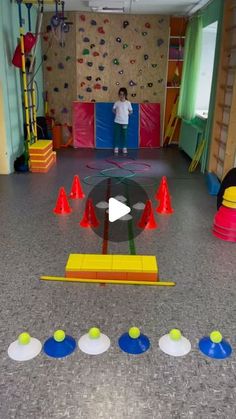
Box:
xmin=178 ymin=15 xmax=203 ymax=120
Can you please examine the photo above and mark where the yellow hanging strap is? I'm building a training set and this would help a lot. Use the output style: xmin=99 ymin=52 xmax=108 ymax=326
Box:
xmin=189 ymin=139 xmax=206 ymax=172
xmin=164 ymin=96 xmax=179 ymax=146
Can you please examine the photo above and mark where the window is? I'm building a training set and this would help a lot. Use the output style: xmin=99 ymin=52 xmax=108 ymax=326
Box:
xmin=195 ymin=21 xmax=218 ymax=119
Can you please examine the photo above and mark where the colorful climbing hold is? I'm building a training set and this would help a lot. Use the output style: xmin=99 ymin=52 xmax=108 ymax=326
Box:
xmin=87 ymin=62 xmax=93 ymax=67
xmin=83 ymin=37 xmax=90 ymax=42
xmin=157 ymin=38 xmax=164 ymax=46
xmin=43 ymin=54 xmax=47 ymax=61
xmin=118 ymin=70 xmax=124 ymax=75
xmin=61 ymin=107 xmax=68 ymax=113
xmin=99 ymin=65 xmax=105 ymax=71
xmin=144 ymin=54 xmax=149 ymax=61
xmin=77 ymin=58 xmax=84 ymax=63
xmin=78 ymin=28 xmax=85 ymax=32
xmin=130 ymin=59 xmax=136 ymax=64
xmin=98 ymin=27 xmax=105 ymax=34
xmin=58 ymin=62 xmax=64 ymax=69
xmin=86 ymin=76 xmax=92 ymax=81
xmin=86 ymin=87 xmax=92 ymax=92
xmin=95 ymin=77 xmax=101 ymax=81
xmin=102 ymin=86 xmax=108 ymax=91
xmin=113 ymin=58 xmax=119 ymax=65
xmin=94 ymin=83 xmax=101 ymax=89
xmin=116 ymin=82 xmax=120 ymax=85
xmin=64 ymin=83 xmax=69 ymax=88
xmin=103 ymin=52 xmax=108 ymax=58
xmin=80 ymin=15 xmax=85 ymax=21
xmin=82 ymin=49 xmax=89 ymax=55
xmin=99 ymin=39 xmax=105 ymax=45
xmin=131 ymin=93 xmax=136 ymax=97
xmin=78 ymin=95 xmax=84 ymax=100
xmin=93 ymin=51 xmax=99 ymax=57
xmin=145 ymin=23 xmax=151 ymax=28
xmin=54 ymin=87 xmax=59 ymax=92
xmin=104 ymin=18 xmax=109 ymax=24
xmin=123 ymin=43 xmax=128 ymax=49
xmin=142 ymin=32 xmax=148 ymax=36
xmin=136 ymin=45 xmax=141 ymax=50
xmin=123 ymin=20 xmax=129 ymax=29
xmin=147 ymin=83 xmax=153 ymax=87
xmin=91 ymin=20 xmax=97 ymax=25
xmin=129 ymin=80 xmax=137 ymax=86
xmin=66 ymin=56 xmax=71 ymax=61
xmin=90 ymin=43 xmax=95 ymax=49
xmin=46 ymin=66 xmax=52 ymax=71
xmin=80 ymin=82 xmax=85 ymax=87
xmin=116 ymin=37 xmax=121 ymax=43
xmin=151 ymin=64 xmax=157 ymax=68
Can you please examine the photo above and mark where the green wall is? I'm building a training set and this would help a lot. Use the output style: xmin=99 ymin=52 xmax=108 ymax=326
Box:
xmin=0 ymin=1 xmax=44 ymax=174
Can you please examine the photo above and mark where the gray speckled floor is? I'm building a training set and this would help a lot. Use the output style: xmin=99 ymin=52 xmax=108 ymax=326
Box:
xmin=0 ymin=148 xmax=235 ymax=419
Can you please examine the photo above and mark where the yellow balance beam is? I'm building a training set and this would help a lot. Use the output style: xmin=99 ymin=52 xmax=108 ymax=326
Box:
xmin=40 ymin=276 xmax=175 ymax=286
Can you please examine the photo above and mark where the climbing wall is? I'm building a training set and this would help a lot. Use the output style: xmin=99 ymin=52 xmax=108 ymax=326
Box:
xmin=42 ymin=12 xmax=169 ymax=126
xmin=42 ymin=12 xmax=77 ymax=124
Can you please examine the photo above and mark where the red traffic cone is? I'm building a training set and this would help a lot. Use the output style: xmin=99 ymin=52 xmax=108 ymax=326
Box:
xmin=155 ymin=176 xmax=168 ymax=200
xmin=53 ymin=187 xmax=72 ymax=215
xmin=80 ymin=199 xmax=99 ymax=228
xmin=138 ymin=200 xmax=158 ymax=229
xmin=156 ymin=187 xmax=174 ymax=214
xmin=69 ymin=175 xmax=85 ymax=199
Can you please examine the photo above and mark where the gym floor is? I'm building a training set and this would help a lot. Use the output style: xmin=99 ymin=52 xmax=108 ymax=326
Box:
xmin=0 ymin=147 xmax=235 ymax=419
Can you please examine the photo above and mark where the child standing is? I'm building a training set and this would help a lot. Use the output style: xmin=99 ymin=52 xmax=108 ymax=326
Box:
xmin=113 ymin=87 xmax=133 ymax=155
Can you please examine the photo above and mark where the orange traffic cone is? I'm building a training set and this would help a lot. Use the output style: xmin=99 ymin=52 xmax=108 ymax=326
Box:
xmin=155 ymin=176 xmax=168 ymax=200
xmin=53 ymin=187 xmax=72 ymax=215
xmin=80 ymin=199 xmax=99 ymax=228
xmin=69 ymin=175 xmax=85 ymax=199
xmin=138 ymin=200 xmax=158 ymax=229
xmin=156 ymin=187 xmax=174 ymax=214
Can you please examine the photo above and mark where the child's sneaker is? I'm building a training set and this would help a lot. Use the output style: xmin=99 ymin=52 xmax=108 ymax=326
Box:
xmin=114 ymin=147 xmax=119 ymax=154
xmin=122 ymin=147 xmax=128 ymax=155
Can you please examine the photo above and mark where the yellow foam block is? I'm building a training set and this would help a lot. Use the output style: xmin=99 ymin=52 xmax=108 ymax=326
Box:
xmin=66 ymin=254 xmax=158 ymax=274
xmin=29 ymin=140 xmax=53 ymax=155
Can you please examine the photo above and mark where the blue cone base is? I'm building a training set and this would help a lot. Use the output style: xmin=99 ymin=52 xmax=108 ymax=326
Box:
xmin=118 ymin=333 xmax=150 ymax=354
xmin=43 ymin=336 xmax=76 ymax=358
xmin=199 ymin=337 xmax=232 ymax=359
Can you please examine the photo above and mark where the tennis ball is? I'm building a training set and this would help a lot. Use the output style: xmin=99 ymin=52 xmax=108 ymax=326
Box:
xmin=169 ymin=329 xmax=181 ymax=341
xmin=129 ymin=327 xmax=140 ymax=339
xmin=89 ymin=327 xmax=101 ymax=339
xmin=210 ymin=330 xmax=222 ymax=343
xmin=54 ymin=330 xmax=65 ymax=342
xmin=18 ymin=332 xmax=30 ymax=345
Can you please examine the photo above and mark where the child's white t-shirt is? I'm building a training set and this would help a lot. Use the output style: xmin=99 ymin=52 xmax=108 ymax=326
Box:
xmin=113 ymin=100 xmax=133 ymax=125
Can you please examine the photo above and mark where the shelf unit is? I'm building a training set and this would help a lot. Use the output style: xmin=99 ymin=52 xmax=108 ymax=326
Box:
xmin=164 ymin=17 xmax=187 ymax=145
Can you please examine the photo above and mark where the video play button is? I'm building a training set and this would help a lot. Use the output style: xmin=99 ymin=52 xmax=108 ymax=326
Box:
xmin=86 ymin=178 xmax=149 ymax=243
xmin=108 ymin=198 xmax=131 ymax=222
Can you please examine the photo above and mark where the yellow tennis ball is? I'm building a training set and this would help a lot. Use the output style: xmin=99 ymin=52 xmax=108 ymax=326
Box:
xmin=54 ymin=330 xmax=65 ymax=342
xmin=129 ymin=327 xmax=140 ymax=339
xmin=89 ymin=327 xmax=101 ymax=339
xmin=18 ymin=332 xmax=31 ymax=345
xmin=210 ymin=330 xmax=222 ymax=343
xmin=169 ymin=329 xmax=181 ymax=341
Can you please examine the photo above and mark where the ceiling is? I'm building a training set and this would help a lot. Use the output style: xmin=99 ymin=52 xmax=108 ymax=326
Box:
xmin=43 ymin=0 xmax=210 ymax=16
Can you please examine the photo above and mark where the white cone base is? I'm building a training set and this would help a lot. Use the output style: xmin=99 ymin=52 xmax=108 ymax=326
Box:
xmin=8 ymin=338 xmax=42 ymax=361
xmin=96 ymin=201 xmax=109 ymax=209
xmin=114 ymin=195 xmax=127 ymax=202
xmin=120 ymin=214 xmax=133 ymax=221
xmin=159 ymin=335 xmax=191 ymax=357
xmin=78 ymin=333 xmax=110 ymax=355
xmin=133 ymin=202 xmax=145 ymax=210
